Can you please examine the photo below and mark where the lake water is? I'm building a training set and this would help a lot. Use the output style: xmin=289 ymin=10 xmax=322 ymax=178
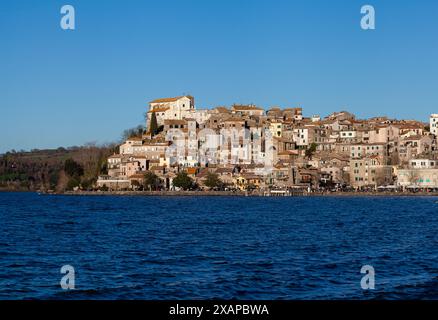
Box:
xmin=0 ymin=192 xmax=437 ymax=299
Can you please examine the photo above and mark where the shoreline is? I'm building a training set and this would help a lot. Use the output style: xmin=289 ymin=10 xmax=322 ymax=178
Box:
xmin=31 ymin=190 xmax=438 ymax=197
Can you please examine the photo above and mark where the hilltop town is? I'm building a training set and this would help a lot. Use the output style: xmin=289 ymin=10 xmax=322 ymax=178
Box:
xmin=96 ymin=95 xmax=438 ymax=194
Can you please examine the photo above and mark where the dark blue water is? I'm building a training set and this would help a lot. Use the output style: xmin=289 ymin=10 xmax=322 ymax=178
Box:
xmin=0 ymin=192 xmax=437 ymax=300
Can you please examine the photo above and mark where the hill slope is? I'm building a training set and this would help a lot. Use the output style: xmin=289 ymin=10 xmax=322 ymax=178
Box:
xmin=0 ymin=144 xmax=117 ymax=192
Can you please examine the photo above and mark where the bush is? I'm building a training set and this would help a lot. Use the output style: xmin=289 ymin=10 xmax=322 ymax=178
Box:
xmin=143 ymin=172 xmax=161 ymax=191
xmin=204 ymin=172 xmax=223 ymax=189
xmin=172 ymin=172 xmax=194 ymax=190
xmin=64 ymin=158 xmax=84 ymax=178
xmin=66 ymin=177 xmax=80 ymax=190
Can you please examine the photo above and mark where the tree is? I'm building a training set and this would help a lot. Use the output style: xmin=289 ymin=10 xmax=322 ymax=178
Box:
xmin=100 ymin=162 xmax=108 ymax=175
xmin=204 ymin=172 xmax=223 ymax=189
xmin=81 ymin=178 xmax=94 ymax=191
xmin=64 ymin=158 xmax=84 ymax=191
xmin=143 ymin=171 xmax=161 ymax=191
xmin=49 ymin=171 xmax=59 ymax=189
xmin=149 ymin=111 xmax=158 ymax=136
xmin=172 ymin=171 xmax=194 ymax=190
xmin=66 ymin=176 xmax=80 ymax=190
xmin=131 ymin=180 xmax=141 ymax=190
xmin=64 ymin=158 xmax=84 ymax=178
xmin=121 ymin=125 xmax=144 ymax=142
xmin=305 ymin=143 xmax=318 ymax=160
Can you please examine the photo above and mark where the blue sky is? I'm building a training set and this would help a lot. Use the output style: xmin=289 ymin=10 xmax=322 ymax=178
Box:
xmin=1 ymin=0 xmax=438 ymax=152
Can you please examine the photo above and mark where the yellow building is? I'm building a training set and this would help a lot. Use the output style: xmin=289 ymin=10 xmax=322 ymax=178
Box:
xmin=234 ymin=174 xmax=262 ymax=191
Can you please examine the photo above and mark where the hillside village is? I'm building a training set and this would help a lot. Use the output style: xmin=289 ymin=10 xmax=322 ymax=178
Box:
xmin=96 ymin=95 xmax=438 ymax=193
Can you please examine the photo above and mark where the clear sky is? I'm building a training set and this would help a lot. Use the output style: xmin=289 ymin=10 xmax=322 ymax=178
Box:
xmin=1 ymin=0 xmax=438 ymax=152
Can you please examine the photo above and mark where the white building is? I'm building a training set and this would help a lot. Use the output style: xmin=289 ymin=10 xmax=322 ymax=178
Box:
xmin=311 ymin=115 xmax=321 ymax=122
xmin=430 ymin=114 xmax=438 ymax=136
xmin=293 ymin=128 xmax=309 ymax=147
xmin=119 ymin=137 xmax=142 ymax=155
xmin=340 ymin=130 xmax=357 ymax=140
xmin=409 ymin=159 xmax=438 ymax=169
xmin=147 ymin=95 xmax=195 ymax=128
xmin=397 ymin=168 xmax=438 ymax=188
xmin=186 ymin=109 xmax=211 ymax=124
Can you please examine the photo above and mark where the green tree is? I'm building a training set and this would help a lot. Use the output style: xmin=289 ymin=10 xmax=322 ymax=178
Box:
xmin=143 ymin=171 xmax=161 ymax=191
xmin=131 ymin=180 xmax=141 ymax=190
xmin=149 ymin=111 xmax=158 ymax=136
xmin=64 ymin=158 xmax=84 ymax=178
xmin=305 ymin=143 xmax=318 ymax=160
xmin=64 ymin=158 xmax=84 ymax=191
xmin=66 ymin=177 xmax=80 ymax=190
xmin=49 ymin=171 xmax=59 ymax=189
xmin=172 ymin=171 xmax=194 ymax=190
xmin=204 ymin=172 xmax=223 ymax=189
xmin=82 ymin=177 xmax=97 ymax=191
xmin=100 ymin=162 xmax=108 ymax=175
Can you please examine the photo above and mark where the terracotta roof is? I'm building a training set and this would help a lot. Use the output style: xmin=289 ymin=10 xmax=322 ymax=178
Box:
xmin=214 ymin=106 xmax=230 ymax=113
xmin=232 ymin=105 xmax=264 ymax=111
xmin=196 ymin=168 xmax=210 ymax=178
xmin=126 ymin=137 xmax=142 ymax=141
xmin=142 ymin=141 xmax=169 ymax=146
xmin=186 ymin=167 xmax=197 ymax=175
xmin=149 ymin=95 xmax=193 ymax=103
xmin=215 ymin=167 xmax=233 ymax=174
xmin=394 ymin=124 xmax=423 ymax=129
xmin=283 ymin=108 xmax=303 ymax=114
xmin=402 ymin=135 xmax=423 ymax=141
xmin=164 ymin=119 xmax=186 ymax=125
xmin=149 ymin=166 xmax=165 ymax=171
